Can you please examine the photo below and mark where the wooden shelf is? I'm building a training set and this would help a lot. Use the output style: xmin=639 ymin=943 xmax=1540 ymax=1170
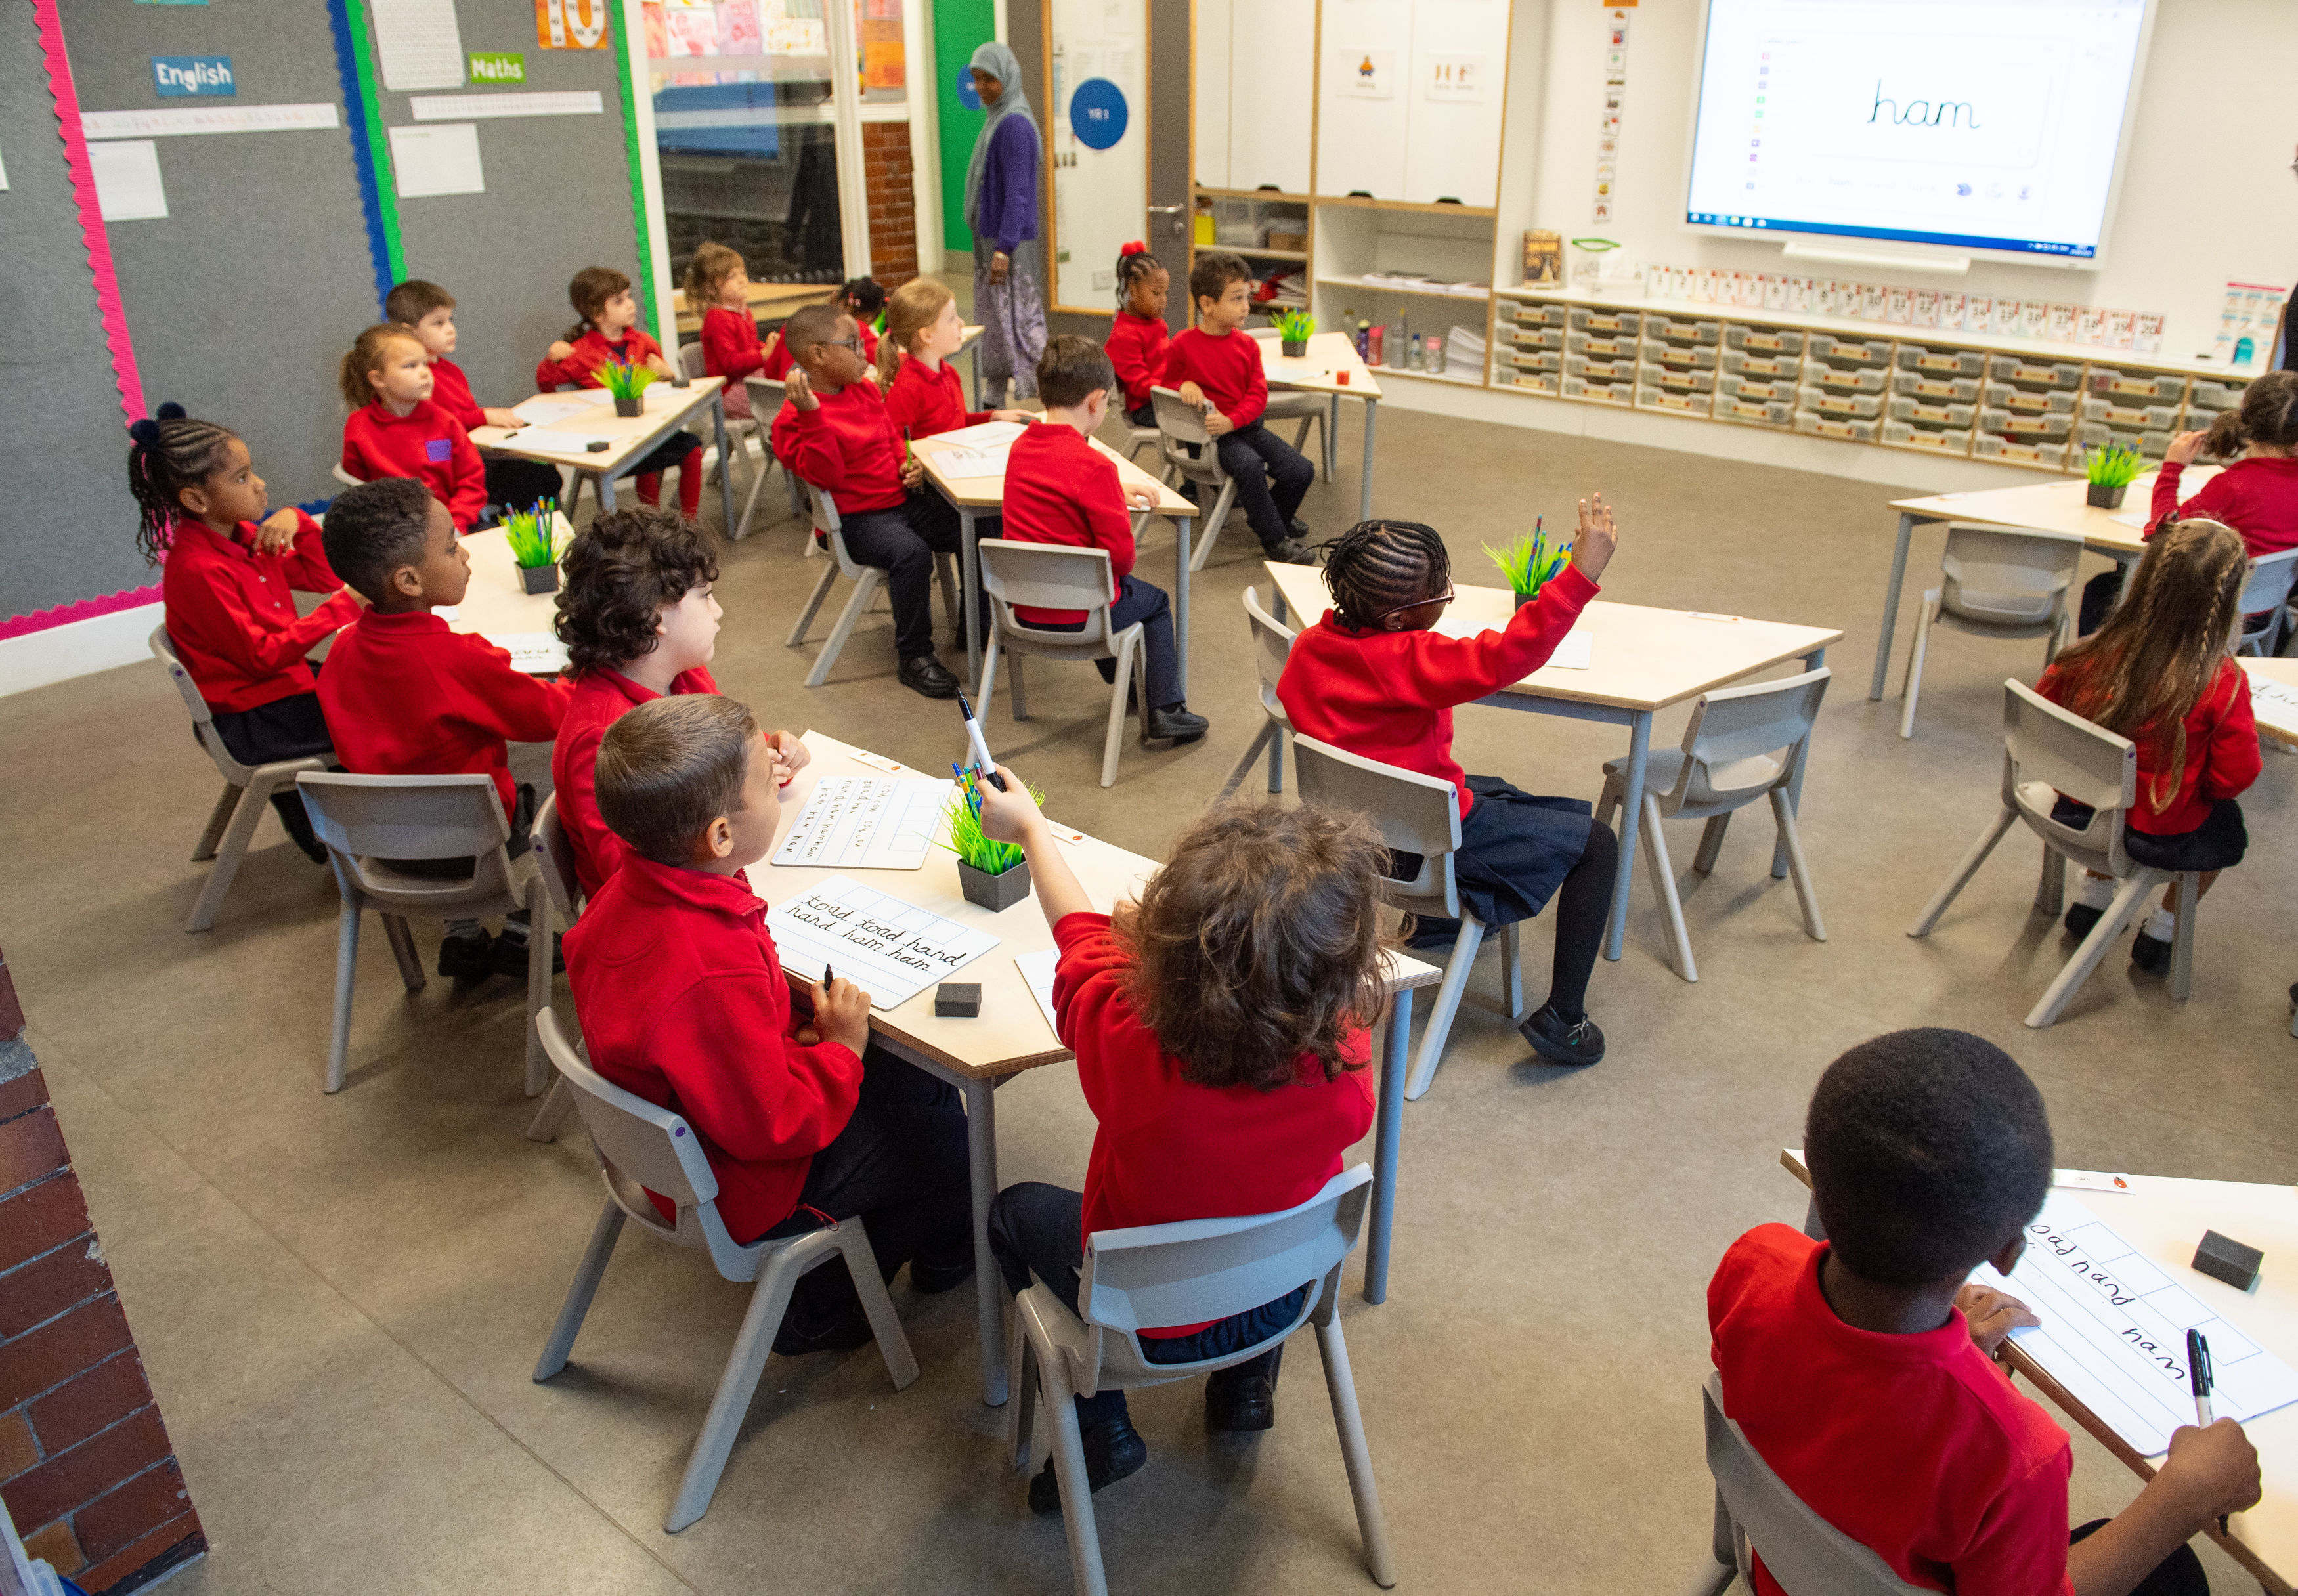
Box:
xmin=1375 ymin=364 xmax=1486 ymax=389
xmin=1195 ymin=185 xmax=1312 ymax=204
xmin=1317 ymin=273 xmax=1491 ymax=304
xmin=1314 ymin=195 xmax=1498 ymax=219
xmin=1226 ymin=246 xmax=1308 ymax=263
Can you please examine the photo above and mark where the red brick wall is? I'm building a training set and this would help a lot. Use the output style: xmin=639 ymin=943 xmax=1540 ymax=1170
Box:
xmin=0 ymin=946 xmax=204 ymax=1591
xmin=862 ymin=121 xmax=919 ymax=288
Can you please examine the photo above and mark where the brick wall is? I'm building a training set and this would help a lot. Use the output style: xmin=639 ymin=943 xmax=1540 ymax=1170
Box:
xmin=861 ymin=121 xmax=919 ymax=288
xmin=0 ymin=947 xmax=204 ymax=1591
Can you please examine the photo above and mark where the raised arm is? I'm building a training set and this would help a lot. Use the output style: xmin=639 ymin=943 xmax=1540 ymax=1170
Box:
xmin=972 ymin=767 xmax=1094 ymax=932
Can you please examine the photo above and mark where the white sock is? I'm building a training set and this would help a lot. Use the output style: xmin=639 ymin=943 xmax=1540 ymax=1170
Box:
xmin=2144 ymin=906 xmax=2177 ymax=941
xmin=2075 ymin=873 xmax=2114 ymax=910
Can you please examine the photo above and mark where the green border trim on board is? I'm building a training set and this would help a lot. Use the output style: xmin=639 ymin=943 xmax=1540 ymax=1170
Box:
xmin=611 ymin=12 xmax=657 ymax=330
xmin=339 ymin=0 xmax=405 ymax=287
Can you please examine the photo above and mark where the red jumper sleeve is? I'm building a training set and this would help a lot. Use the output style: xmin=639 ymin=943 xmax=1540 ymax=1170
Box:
xmin=1106 ymin=326 xmax=1154 ymax=412
xmin=702 ymin=311 xmax=766 ymax=381
xmin=1051 ymin=913 xmax=1167 ymax=1136
xmin=179 ymin=570 xmax=358 ymax=682
xmin=450 ymin=634 xmax=573 ymax=741
xmin=772 ymin=403 xmax=851 ymax=494
xmin=282 ymin=515 xmax=348 ymax=595
xmin=2201 ymin=665 xmax=2263 ymax=801
xmin=444 ymin=420 xmax=488 ymax=530
xmin=1392 ymin=565 xmax=1600 ymax=706
xmin=1228 ymin=339 xmax=1268 ymax=429
xmin=558 ymin=721 xmax=628 ymax=895
xmin=649 ymin=972 xmax=865 ymax=1164
xmin=2147 ymin=461 xmax=2217 ymax=534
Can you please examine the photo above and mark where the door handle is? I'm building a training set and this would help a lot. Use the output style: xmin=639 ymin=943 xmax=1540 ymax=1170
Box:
xmin=1146 ymin=203 xmax=1186 ymax=238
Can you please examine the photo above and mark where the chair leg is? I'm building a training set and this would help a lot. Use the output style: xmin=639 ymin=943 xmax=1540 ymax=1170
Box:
xmin=1188 ymin=482 xmax=1241 ymax=572
xmin=184 ymin=778 xmax=276 ymax=933
xmin=731 ymin=447 xmax=774 ymax=542
xmin=2168 ymin=871 xmax=2198 ymax=1002
xmin=1315 ymin=1317 xmax=1397 ymax=1589
xmin=1008 ymin=651 xmax=1029 ymax=720
xmin=803 ymin=571 xmax=881 ymax=689
xmin=786 ymin=559 xmax=839 ymax=647
xmin=192 ymin=781 xmax=240 ymax=861
xmin=1907 ymin=806 xmax=2018 ymax=937
xmin=1692 ymin=813 xmax=1731 ymax=875
xmin=1642 ymin=795 xmax=1697 ymax=983
xmin=1499 ymin=918 xmax=1525 ymax=1020
xmin=532 ymin=1197 xmax=624 ymax=1381
xmin=1404 ymin=915 xmax=1485 ymax=1102
xmin=524 ymin=1077 xmax=576 ymax=1142
xmin=1270 ymin=726 xmax=1288 ymax=794
xmin=980 ymin=635 xmax=1003 ymax=713
xmin=1034 ymin=1332 xmax=1112 ymax=1596
xmin=1005 ymin=1300 xmax=1038 ymax=1472
xmin=1594 ymin=771 xmax=1624 ymax=832
xmin=1768 ymin=789 xmax=1827 ymax=943
xmin=1100 ymin=634 xmax=1138 ymax=787
xmin=524 ymin=879 xmax=554 ymax=1098
xmin=381 ymin=914 xmax=425 ymax=991
xmin=934 ymin=551 xmax=960 ymax=636
xmin=2035 ymin=847 xmax=2068 ymax=917
xmin=324 ymin=899 xmax=361 ymax=1094
xmin=2027 ymin=871 xmax=2158 ymax=1029
xmin=1898 ymin=593 xmax=1939 ymax=739
xmin=666 ymin=1235 xmax=819 ymax=1534
xmin=1218 ymin=722 xmax=1278 ymax=800
xmin=832 ymin=1220 xmax=920 ymax=1390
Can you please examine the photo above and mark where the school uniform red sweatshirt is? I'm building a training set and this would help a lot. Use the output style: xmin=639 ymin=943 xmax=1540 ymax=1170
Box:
xmin=160 ymin=513 xmax=360 ymax=713
xmin=318 ymin=609 xmax=571 ymax=817
xmin=770 ymin=378 xmax=907 ymax=512
xmin=1160 ymin=326 xmax=1266 ymax=429
xmin=2036 ymin=654 xmax=2260 ymax=835
xmin=2148 ymin=456 xmax=2298 ymax=555
xmin=341 ymin=400 xmax=488 ymax=531
xmin=565 ymin=857 xmax=865 ymax=1242
xmin=882 ymin=354 xmax=993 ymax=441
xmin=534 ymin=326 xmax=669 ymax=392
xmin=699 ymin=306 xmax=766 ymax=421
xmin=1278 ymin=566 xmax=1601 ymax=818
xmin=1001 ymin=423 xmax=1133 ymax=624
xmin=550 ymin=665 xmax=720 ymax=901
xmin=1052 ymin=911 xmax=1373 ymax=1336
xmin=1105 ymin=309 xmax=1171 ymax=412
xmin=426 ymin=356 xmax=488 ymax=433
xmin=1711 ymin=1226 xmax=2077 ymax=1596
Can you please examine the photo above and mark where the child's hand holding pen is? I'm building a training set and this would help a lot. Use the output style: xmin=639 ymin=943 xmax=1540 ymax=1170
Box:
xmin=796 ymin=962 xmax=872 ymax=1054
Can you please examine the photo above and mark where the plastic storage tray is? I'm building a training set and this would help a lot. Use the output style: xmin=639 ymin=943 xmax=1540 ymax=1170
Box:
xmin=1886 ymin=396 xmax=1976 ymax=428
xmin=1639 ymin=386 xmax=1712 ymax=416
xmin=1504 ymin=371 xmax=1560 ymax=395
xmin=1506 ymin=301 xmax=1569 ymax=328
xmin=1981 ymin=383 xmax=2077 ymax=414
xmin=1892 ymin=372 xmax=1982 ymax=403
xmin=2073 ymin=421 xmax=2173 ymax=454
xmin=1802 ymin=362 xmax=1890 ymax=395
xmin=1643 ymin=314 xmax=1722 ymax=345
xmin=1718 ymin=372 xmax=1796 ymax=402
xmin=1641 ymin=362 xmax=1716 ymax=393
xmin=1800 ymin=386 xmax=1884 ymax=420
xmin=1509 ymin=325 xmax=1565 ymax=351
xmin=1721 ymin=349 xmax=1798 ymax=379
xmin=2186 ymin=379 xmax=2248 ymax=412
xmin=1568 ymin=307 xmax=1641 ymax=335
xmin=1806 ymin=334 xmax=1894 ymax=367
xmin=1561 ymin=376 xmax=1633 ymax=404
xmin=2088 ymin=369 xmax=2184 ymax=402
xmin=1980 ymin=408 xmax=2073 ymax=439
xmin=1796 ymin=414 xmax=1879 ymax=443
xmin=1897 ymin=347 xmax=1987 ymax=378
xmin=1722 ymin=326 xmax=1804 ymax=355
xmin=1987 ymin=356 xmax=2084 ymax=390
xmin=1640 ymin=339 xmax=1719 ymax=370
xmin=1498 ymin=346 xmax=1563 ymax=373
xmin=1716 ymin=396 xmax=1794 ymax=425
xmin=1882 ymin=421 xmax=1973 ymax=452
xmin=1976 ymin=433 xmax=2068 ymax=467
xmin=2079 ymin=398 xmax=2179 ymax=429
xmin=1566 ymin=331 xmax=1634 ymax=358
xmin=1564 ymin=353 xmax=1634 ymax=381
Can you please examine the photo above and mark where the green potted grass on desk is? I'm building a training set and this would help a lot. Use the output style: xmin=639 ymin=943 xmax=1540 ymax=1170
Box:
xmin=504 ymin=500 xmax=565 ymax=595
xmin=1485 ymin=517 xmax=1572 ymax=607
xmin=2085 ymin=442 xmax=2144 ymax=509
xmin=599 ymin=357 xmax=656 ymax=418
xmin=1274 ymin=308 xmax=1316 ymax=359
xmin=942 ymin=768 xmax=1043 ymax=911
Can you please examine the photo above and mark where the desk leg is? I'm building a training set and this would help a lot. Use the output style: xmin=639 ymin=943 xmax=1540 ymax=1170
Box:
xmin=963 ymin=1075 xmax=1008 ymax=1406
xmin=1364 ymin=985 xmax=1415 ymax=1306
xmin=960 ymin=506 xmax=983 ymax=693
xmin=968 ymin=341 xmax=982 ymax=409
xmin=1772 ymin=645 xmax=1827 ymax=880
xmin=710 ymin=395 xmax=735 ymax=534
xmin=1870 ymin=512 xmax=1917 ymax=701
xmin=1358 ymin=398 xmax=1378 ymax=523
xmin=1604 ymin=710 xmax=1653 ymax=962
xmin=1324 ymin=395 xmax=1339 ymax=483
xmin=1173 ymin=514 xmax=1192 ymax=700
xmin=597 ymin=470 xmax=617 ymax=511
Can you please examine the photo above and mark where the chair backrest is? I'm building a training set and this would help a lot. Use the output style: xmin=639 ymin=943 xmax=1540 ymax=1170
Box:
xmin=978 ymin=540 xmax=1118 ymax=646
xmin=330 ymin=462 xmax=365 ymax=489
xmin=297 ymin=771 xmax=531 ymax=911
xmin=1660 ymin=668 xmax=1831 ymax=811
xmin=1240 ymin=585 xmax=1298 ymax=725
xmin=1702 ymin=1373 xmax=1929 ymax=1596
xmin=796 ymin=479 xmax=870 ymax=580
xmin=1290 ymin=734 xmax=1462 ymax=916
xmin=745 ymin=374 xmax=788 ymax=413
xmin=676 ymin=339 xmax=708 ymax=381
xmin=530 ymin=791 xmax=582 ymax=922
xmin=150 ymin=625 xmax=221 ymax=732
xmin=1152 ymin=386 xmax=1229 ymax=486
xmin=1999 ymin=678 xmax=2139 ymax=874
xmin=2237 ymin=548 xmax=2298 ymax=643
xmin=1938 ymin=523 xmax=2083 ymax=626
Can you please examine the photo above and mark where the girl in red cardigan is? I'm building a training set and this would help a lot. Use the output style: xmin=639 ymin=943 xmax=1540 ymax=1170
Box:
xmin=1104 ymin=242 xmax=1170 ymax=427
xmin=1277 ymin=507 xmax=1622 ymax=1066
xmin=339 ymin=324 xmax=489 ymax=530
xmin=685 ymin=242 xmax=765 ymax=422
xmin=974 ymin=780 xmax=1391 ymax=1515
xmin=2045 ymin=518 xmax=2260 ymax=976
xmin=877 ymin=275 xmax=1030 ymax=438
xmin=536 ymin=265 xmax=704 ymax=517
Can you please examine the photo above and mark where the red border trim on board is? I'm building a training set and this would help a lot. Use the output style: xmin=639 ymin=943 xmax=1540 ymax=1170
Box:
xmin=0 ymin=586 xmax=163 ymax=645
xmin=33 ymin=0 xmax=144 ymax=423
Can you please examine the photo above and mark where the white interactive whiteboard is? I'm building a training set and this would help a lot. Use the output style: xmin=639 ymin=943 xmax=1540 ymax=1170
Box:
xmin=1683 ymin=0 xmax=2156 ymax=266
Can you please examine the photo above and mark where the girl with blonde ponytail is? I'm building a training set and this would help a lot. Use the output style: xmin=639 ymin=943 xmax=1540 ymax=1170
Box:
xmin=879 ymin=276 xmax=1032 ymax=440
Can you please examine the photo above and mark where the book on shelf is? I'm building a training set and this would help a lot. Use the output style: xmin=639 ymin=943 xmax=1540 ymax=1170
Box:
xmin=1523 ymin=230 xmax=1563 ymax=286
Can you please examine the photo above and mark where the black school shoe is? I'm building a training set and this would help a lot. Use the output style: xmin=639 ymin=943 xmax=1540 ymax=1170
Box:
xmin=1145 ymin=704 xmax=1209 ymax=743
xmin=2062 ymin=902 xmax=2106 ymax=941
xmin=1264 ymin=537 xmax=1317 ymax=566
xmin=1028 ymin=1417 xmax=1148 ymax=1515
xmin=772 ymin=1303 xmax=876 ymax=1358
xmin=1519 ymin=1003 xmax=1605 ymax=1066
xmin=489 ymin=929 xmax=567 ymax=980
xmin=1205 ymin=1346 xmax=1282 ymax=1432
xmin=898 ymin=653 xmax=960 ymax=699
xmin=2131 ymin=931 xmax=2174 ymax=977
xmin=437 ymin=930 xmax=494 ymax=981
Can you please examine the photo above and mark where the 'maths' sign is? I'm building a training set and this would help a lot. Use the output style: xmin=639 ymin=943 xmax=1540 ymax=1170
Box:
xmin=152 ymin=56 xmax=234 ymax=96
xmin=469 ymin=52 xmax=525 ymax=83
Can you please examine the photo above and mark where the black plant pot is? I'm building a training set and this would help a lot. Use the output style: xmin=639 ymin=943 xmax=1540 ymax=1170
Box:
xmin=956 ymin=857 xmax=1031 ymax=912
xmin=2086 ymin=482 xmax=2127 ymax=509
xmin=519 ymin=561 xmax=560 ymax=595
xmin=1280 ymin=339 xmax=1309 ymax=358
xmin=613 ymin=393 xmax=643 ymax=418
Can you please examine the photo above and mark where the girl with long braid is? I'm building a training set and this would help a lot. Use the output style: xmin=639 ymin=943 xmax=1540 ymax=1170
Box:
xmin=1278 ymin=503 xmax=1623 ymax=1066
xmin=131 ymin=404 xmax=364 ymax=863
xmin=1104 ymin=242 xmax=1171 ymax=427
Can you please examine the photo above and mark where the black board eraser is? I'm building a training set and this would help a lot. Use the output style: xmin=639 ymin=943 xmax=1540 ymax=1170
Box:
xmin=935 ymin=982 xmax=982 ymax=1018
xmin=2193 ymin=1230 xmax=2263 ymax=1291
xmin=585 ymin=439 xmax=611 ymax=452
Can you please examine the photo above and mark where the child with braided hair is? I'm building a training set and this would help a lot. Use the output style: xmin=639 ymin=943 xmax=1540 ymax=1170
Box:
xmin=1103 ymin=242 xmax=1171 ymax=426
xmin=1277 ymin=504 xmax=1622 ymax=1065
xmin=130 ymin=404 xmax=365 ymax=863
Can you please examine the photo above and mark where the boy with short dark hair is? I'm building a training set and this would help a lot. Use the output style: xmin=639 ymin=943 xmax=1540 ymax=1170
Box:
xmin=318 ymin=477 xmax=572 ymax=978
xmin=1710 ymin=1029 xmax=2258 ymax=1596
xmin=770 ymin=303 xmax=970 ymax=698
xmin=387 ymin=277 xmax=564 ymax=515
xmin=1000 ymin=335 xmax=1205 ymax=742
xmin=565 ymin=695 xmax=973 ymax=1352
xmin=1159 ymin=251 xmax=1315 ymax=565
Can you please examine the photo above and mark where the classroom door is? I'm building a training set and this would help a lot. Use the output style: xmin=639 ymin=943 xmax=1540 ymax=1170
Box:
xmin=1143 ymin=0 xmax=1190 ymax=311
xmin=1043 ymin=0 xmax=1148 ymax=315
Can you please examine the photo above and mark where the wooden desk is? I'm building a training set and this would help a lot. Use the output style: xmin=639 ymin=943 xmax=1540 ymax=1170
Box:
xmin=765 ymin=733 xmax=1441 ymax=1404
xmin=1869 ymin=467 xmax=2223 ymax=702
xmin=670 ymin=279 xmax=835 ymax=337
xmin=471 ymin=377 xmax=735 ymax=534
xmin=1779 ymin=1149 xmax=2298 ymax=1595
xmin=443 ymin=524 xmax=565 ymax=643
xmin=1264 ymin=563 xmax=1842 ymax=966
xmin=2244 ymin=658 xmax=2298 ymax=751
xmin=910 ymin=427 xmax=1198 ymax=697
xmin=1249 ymin=328 xmax=1383 ymax=523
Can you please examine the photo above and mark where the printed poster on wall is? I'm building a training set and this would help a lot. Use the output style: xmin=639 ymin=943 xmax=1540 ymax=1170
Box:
xmin=1340 ymin=49 xmax=1393 ymax=99
xmin=535 ymin=0 xmax=609 ymax=49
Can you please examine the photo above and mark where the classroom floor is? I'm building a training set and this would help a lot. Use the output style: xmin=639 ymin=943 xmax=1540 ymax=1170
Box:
xmin=7 ymin=364 xmax=2295 ymax=1593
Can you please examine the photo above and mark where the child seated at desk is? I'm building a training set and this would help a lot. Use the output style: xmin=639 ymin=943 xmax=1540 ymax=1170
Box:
xmin=878 ymin=276 xmax=1029 ymax=439
xmin=1002 ymin=334 xmax=1206 ymax=743
xmin=318 ymin=478 xmax=572 ymax=980
xmin=1277 ymin=509 xmax=1620 ymax=1068
xmin=1103 ymin=242 xmax=1170 ymax=429
xmin=536 ymin=266 xmax=703 ymax=519
xmin=339 ymin=325 xmax=488 ymax=532
xmin=770 ymin=303 xmax=972 ymax=699
xmin=970 ymin=775 xmax=1389 ymax=1513
xmin=386 ymin=278 xmax=563 ymax=513
xmin=2045 ymin=518 xmax=2259 ymax=977
xmin=1160 ymin=251 xmax=1315 ymax=565
xmin=685 ymin=243 xmax=767 ymax=423
xmin=1710 ymin=1027 xmax=2258 ymax=1596
xmin=550 ymin=507 xmax=809 ymax=899
xmin=566 ymin=695 xmax=972 ymax=1352
xmin=837 ymin=275 xmax=885 ymax=364
xmin=131 ymin=403 xmax=363 ymax=864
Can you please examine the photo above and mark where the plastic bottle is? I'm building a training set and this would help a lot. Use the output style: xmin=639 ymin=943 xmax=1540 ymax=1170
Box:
xmin=1410 ymin=334 xmax=1424 ymax=370
xmin=1368 ymin=324 xmax=1385 ymax=366
xmin=1394 ymin=311 xmax=1410 ymax=368
xmin=1356 ymin=319 xmax=1372 ymax=360
xmin=1429 ymin=334 xmax=1447 ymax=375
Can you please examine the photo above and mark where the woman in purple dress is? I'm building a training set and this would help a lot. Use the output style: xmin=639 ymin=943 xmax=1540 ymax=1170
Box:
xmin=965 ymin=41 xmax=1048 ymax=405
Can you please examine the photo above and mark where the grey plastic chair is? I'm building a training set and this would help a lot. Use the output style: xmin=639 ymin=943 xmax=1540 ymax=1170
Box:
xmin=523 ymin=793 xmax=584 ymax=1144
xmin=976 ymin=540 xmax=1149 ymax=788
xmin=529 ymin=1011 xmax=918 ymax=1534
xmin=295 ymin=771 xmax=554 ymax=1094
xmin=1596 ymin=668 xmax=1831 ymax=983
xmin=674 ymin=343 xmax=768 ymax=541
xmin=1898 ymin=524 xmax=2084 ymax=739
xmin=1261 ymin=389 xmax=1338 ymax=482
xmin=1007 ymin=1164 xmax=1393 ymax=1596
xmin=1152 ymin=387 xmax=1244 ymax=572
xmin=1291 ymin=734 xmax=1523 ymax=1100
xmin=150 ymin=627 xmax=336 ymax=934
xmin=1683 ymin=1371 xmax=1929 ymax=1596
xmin=1909 ymin=678 xmax=2201 ymax=1027
xmin=2234 ymin=548 xmax=2298 ymax=657
xmin=735 ymin=374 xmax=806 ymax=539
xmin=786 ymin=479 xmax=958 ymax=687
xmin=1219 ymin=585 xmax=1299 ymax=799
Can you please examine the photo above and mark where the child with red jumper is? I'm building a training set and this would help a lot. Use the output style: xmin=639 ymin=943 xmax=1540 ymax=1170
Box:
xmin=974 ymin=776 xmax=1389 ymax=1513
xmin=1278 ymin=507 xmax=1622 ymax=1066
xmin=1001 ymin=335 xmax=1205 ymax=741
xmin=130 ymin=404 xmax=364 ymax=863
xmin=1712 ymin=1028 xmax=2255 ymax=1596
xmin=536 ymin=266 xmax=704 ymax=518
xmin=339 ymin=325 xmax=488 ymax=531
xmin=1160 ymin=251 xmax=1314 ymax=562
xmin=1103 ymin=242 xmax=1171 ymax=426
xmin=565 ymin=693 xmax=972 ymax=1351
xmin=685 ymin=243 xmax=768 ymax=422
xmin=877 ymin=275 xmax=1030 ymax=438
xmin=386 ymin=278 xmax=563 ymax=513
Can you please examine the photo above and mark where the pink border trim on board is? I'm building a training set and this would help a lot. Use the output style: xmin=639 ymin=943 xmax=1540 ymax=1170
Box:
xmin=0 ymin=586 xmax=163 ymax=645
xmin=33 ymin=0 xmax=144 ymax=423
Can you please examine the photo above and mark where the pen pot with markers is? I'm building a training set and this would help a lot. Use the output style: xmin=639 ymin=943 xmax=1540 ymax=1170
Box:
xmin=941 ymin=775 xmax=1038 ymax=912
xmin=504 ymin=502 xmax=564 ymax=595
xmin=599 ymin=358 xmax=656 ymax=418
xmin=1485 ymin=518 xmax=1571 ymax=607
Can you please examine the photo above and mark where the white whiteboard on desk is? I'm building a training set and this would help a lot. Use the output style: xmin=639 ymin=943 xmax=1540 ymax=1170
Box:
xmin=774 ymin=775 xmax=953 ymax=871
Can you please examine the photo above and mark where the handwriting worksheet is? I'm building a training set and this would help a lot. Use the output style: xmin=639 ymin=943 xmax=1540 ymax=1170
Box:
xmin=765 ymin=877 xmax=999 ymax=1012
xmin=772 ymin=775 xmax=952 ymax=871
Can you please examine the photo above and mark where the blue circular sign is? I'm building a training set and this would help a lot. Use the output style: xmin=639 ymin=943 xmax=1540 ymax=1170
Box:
xmin=1068 ymin=77 xmax=1127 ymax=151
xmin=955 ymin=66 xmax=982 ymax=110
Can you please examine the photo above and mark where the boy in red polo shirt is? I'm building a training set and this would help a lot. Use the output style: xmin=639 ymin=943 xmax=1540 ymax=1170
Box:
xmin=1710 ymin=1029 xmax=2258 ymax=1596
xmin=339 ymin=325 xmax=489 ymax=531
xmin=1159 ymin=251 xmax=1315 ymax=564
xmin=318 ymin=478 xmax=571 ymax=979
xmin=565 ymin=694 xmax=972 ymax=1352
xmin=387 ymin=278 xmax=565 ymax=516
xmin=1001 ymin=334 xmax=1206 ymax=743
xmin=771 ymin=303 xmax=970 ymax=699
